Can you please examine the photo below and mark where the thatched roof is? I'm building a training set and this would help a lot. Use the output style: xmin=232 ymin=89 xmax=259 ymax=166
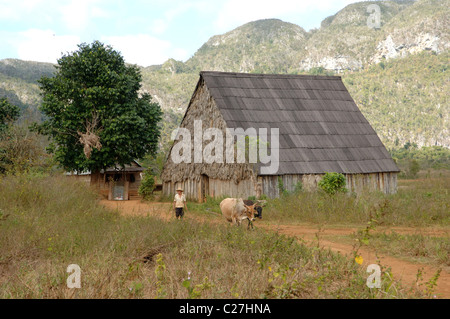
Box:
xmin=200 ymin=71 xmax=399 ymax=175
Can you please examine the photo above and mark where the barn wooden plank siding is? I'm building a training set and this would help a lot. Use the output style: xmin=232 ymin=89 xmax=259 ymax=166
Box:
xmin=259 ymin=172 xmax=397 ymax=198
xmin=162 ymin=72 xmax=400 ymax=201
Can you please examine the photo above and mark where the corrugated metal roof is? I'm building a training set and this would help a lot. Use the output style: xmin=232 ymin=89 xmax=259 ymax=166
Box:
xmin=199 ymin=71 xmax=399 ymax=174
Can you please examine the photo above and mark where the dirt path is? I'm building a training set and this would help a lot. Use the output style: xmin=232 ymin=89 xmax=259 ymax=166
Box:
xmin=100 ymin=200 xmax=450 ymax=298
xmin=271 ymin=224 xmax=449 ymax=298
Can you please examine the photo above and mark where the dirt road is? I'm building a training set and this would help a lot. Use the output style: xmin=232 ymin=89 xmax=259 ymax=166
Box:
xmin=100 ymin=199 xmax=450 ymax=298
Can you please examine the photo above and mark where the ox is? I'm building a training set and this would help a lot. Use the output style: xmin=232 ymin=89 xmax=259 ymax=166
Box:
xmin=220 ymin=198 xmax=257 ymax=230
xmin=243 ymin=200 xmax=263 ymax=219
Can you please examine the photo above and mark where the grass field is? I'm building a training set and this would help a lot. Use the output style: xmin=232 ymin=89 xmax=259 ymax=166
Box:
xmin=0 ymin=172 xmax=448 ymax=299
xmin=259 ymin=172 xmax=449 ymax=227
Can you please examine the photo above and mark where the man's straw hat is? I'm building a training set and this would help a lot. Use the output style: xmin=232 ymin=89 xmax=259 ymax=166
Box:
xmin=176 ymin=187 xmax=183 ymax=192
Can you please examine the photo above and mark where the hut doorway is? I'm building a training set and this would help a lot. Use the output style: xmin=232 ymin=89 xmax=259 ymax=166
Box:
xmin=109 ymin=173 xmax=126 ymax=201
xmin=201 ymin=174 xmax=209 ymax=202
xmin=113 ymin=181 xmax=125 ymax=200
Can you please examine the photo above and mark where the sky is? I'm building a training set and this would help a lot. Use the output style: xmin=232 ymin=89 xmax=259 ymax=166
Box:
xmin=0 ymin=0 xmax=363 ymax=67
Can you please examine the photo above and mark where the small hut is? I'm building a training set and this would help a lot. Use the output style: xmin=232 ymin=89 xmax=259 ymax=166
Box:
xmin=161 ymin=71 xmax=400 ymax=201
xmin=69 ymin=160 xmax=145 ymax=200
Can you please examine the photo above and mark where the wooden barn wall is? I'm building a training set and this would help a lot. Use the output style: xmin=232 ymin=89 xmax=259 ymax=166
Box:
xmin=164 ymin=172 xmax=397 ymax=201
xmin=256 ymin=172 xmax=397 ymax=198
xmin=346 ymin=172 xmax=397 ymax=195
xmin=163 ymin=178 xmax=256 ymax=201
xmin=258 ymin=174 xmax=327 ymax=198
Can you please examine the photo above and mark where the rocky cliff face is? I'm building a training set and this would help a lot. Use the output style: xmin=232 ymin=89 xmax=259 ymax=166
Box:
xmin=370 ymin=0 xmax=449 ymax=64
xmin=298 ymin=0 xmax=448 ymax=72
xmin=371 ymin=32 xmax=444 ymax=64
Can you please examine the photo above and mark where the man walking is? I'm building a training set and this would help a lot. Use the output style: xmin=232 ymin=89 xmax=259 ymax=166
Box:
xmin=173 ymin=187 xmax=187 ymax=220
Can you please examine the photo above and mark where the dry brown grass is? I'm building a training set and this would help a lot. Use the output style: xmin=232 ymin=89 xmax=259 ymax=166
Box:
xmin=0 ymin=173 xmax=430 ymax=299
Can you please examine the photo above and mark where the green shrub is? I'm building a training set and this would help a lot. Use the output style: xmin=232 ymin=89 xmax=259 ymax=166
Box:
xmin=293 ymin=181 xmax=303 ymax=193
xmin=277 ymin=176 xmax=289 ymax=197
xmin=138 ymin=170 xmax=156 ymax=200
xmin=318 ymin=172 xmax=347 ymax=195
xmin=408 ymin=159 xmax=420 ymax=179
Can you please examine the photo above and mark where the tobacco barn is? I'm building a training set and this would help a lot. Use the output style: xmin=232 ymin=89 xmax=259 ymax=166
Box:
xmin=161 ymin=71 xmax=399 ymax=201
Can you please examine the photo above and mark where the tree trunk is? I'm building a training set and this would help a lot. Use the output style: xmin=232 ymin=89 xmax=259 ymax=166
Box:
xmin=90 ymin=169 xmax=101 ymax=188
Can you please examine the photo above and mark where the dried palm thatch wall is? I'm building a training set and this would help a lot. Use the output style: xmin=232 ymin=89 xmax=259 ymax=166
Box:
xmin=161 ymin=78 xmax=258 ymax=201
xmin=163 ymin=178 xmax=257 ymax=202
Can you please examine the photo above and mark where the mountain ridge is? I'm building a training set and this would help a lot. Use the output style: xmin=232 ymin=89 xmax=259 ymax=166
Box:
xmin=0 ymin=0 xmax=448 ymax=148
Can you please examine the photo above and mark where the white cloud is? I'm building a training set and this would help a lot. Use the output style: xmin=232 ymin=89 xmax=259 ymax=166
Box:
xmin=151 ymin=18 xmax=170 ymax=35
xmin=0 ymin=3 xmax=18 ymax=19
xmin=150 ymin=0 xmax=212 ymax=34
xmin=0 ymin=0 xmax=45 ymax=19
xmin=102 ymin=34 xmax=189 ymax=66
xmin=3 ymin=29 xmax=80 ymax=63
xmin=0 ymin=0 xmax=109 ymax=35
xmin=60 ymin=1 xmax=89 ymax=33
xmin=171 ymin=48 xmax=190 ymax=61
xmin=60 ymin=0 xmax=108 ymax=33
xmin=0 ymin=29 xmax=188 ymax=66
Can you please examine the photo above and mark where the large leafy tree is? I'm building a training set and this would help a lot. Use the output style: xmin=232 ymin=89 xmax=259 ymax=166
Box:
xmin=36 ymin=41 xmax=162 ymax=172
xmin=0 ymin=98 xmax=21 ymax=174
xmin=0 ymin=98 xmax=20 ymax=134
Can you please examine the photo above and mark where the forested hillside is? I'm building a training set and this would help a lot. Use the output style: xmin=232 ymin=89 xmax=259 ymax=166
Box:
xmin=0 ymin=0 xmax=448 ymax=150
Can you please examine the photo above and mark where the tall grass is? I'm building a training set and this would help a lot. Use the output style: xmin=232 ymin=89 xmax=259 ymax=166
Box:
xmin=0 ymin=174 xmax=424 ymax=298
xmin=362 ymin=232 xmax=450 ymax=267
xmin=263 ymin=175 xmax=450 ymax=227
